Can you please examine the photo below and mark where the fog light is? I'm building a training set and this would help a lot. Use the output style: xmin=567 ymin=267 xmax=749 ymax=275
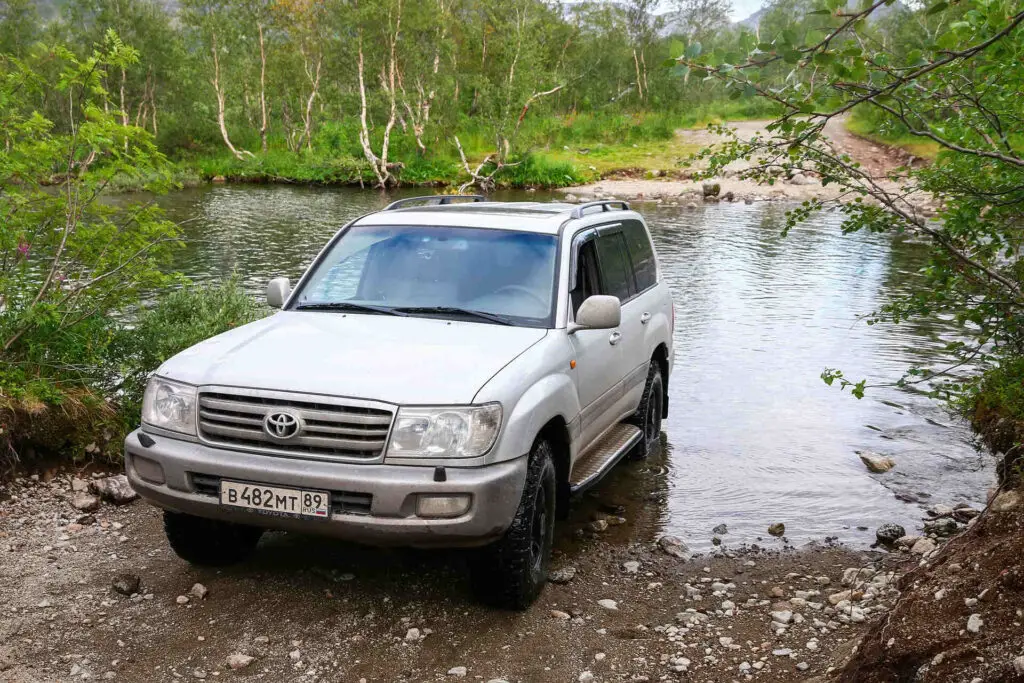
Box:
xmin=416 ymin=494 xmax=471 ymax=519
xmin=131 ymin=454 xmax=165 ymax=485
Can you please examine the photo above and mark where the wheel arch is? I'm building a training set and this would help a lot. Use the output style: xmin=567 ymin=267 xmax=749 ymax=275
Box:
xmin=536 ymin=415 xmax=572 ymax=514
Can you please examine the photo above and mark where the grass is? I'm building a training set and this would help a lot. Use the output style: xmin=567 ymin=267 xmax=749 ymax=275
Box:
xmin=846 ymin=111 xmax=940 ymax=161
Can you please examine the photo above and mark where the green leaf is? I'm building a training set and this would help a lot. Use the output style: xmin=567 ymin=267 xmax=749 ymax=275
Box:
xmin=926 ymin=1 xmax=948 ymax=15
xmin=685 ymin=42 xmax=703 ymax=59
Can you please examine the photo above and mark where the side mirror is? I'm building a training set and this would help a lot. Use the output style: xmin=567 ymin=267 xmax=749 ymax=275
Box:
xmin=266 ymin=277 xmax=291 ymax=309
xmin=568 ymin=295 xmax=621 ymax=333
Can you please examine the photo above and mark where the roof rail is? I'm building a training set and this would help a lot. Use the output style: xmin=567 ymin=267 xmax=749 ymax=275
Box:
xmin=570 ymin=200 xmax=630 ymax=219
xmin=383 ymin=195 xmax=487 ymax=211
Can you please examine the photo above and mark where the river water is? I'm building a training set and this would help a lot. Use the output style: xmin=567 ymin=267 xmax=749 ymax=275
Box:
xmin=156 ymin=185 xmax=993 ymax=550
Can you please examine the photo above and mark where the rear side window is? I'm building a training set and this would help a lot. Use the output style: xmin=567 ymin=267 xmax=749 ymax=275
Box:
xmin=623 ymin=221 xmax=657 ymax=291
xmin=595 ymin=232 xmax=634 ymax=302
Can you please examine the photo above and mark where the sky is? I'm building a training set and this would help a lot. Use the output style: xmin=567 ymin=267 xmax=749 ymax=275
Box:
xmin=728 ymin=0 xmax=766 ymax=20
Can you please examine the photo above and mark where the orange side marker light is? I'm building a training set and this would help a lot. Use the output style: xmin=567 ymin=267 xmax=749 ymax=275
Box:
xmin=570 ymin=360 xmax=577 ymax=369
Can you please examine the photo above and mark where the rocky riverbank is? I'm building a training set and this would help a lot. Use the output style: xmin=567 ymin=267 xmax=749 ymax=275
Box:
xmin=0 ymin=467 xmax=1006 ymax=683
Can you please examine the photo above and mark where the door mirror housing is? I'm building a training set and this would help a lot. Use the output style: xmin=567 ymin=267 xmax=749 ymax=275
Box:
xmin=266 ymin=277 xmax=292 ymax=308
xmin=569 ymin=295 xmax=621 ymax=333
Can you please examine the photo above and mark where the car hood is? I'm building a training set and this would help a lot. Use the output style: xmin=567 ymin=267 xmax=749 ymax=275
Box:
xmin=158 ymin=311 xmax=548 ymax=405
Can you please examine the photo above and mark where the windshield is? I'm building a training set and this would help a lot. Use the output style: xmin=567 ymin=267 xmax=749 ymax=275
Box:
xmin=291 ymin=225 xmax=558 ymax=327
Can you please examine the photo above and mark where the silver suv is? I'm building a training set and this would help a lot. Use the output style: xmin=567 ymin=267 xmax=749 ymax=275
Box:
xmin=125 ymin=196 xmax=674 ymax=608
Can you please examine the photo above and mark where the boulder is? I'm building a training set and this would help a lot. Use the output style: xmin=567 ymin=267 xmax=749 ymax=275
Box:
xmin=90 ymin=475 xmax=138 ymax=504
xmin=911 ymin=538 xmax=937 ymax=555
xmin=923 ymin=518 xmax=959 ymax=537
xmin=71 ymin=493 xmax=101 ymax=512
xmin=768 ymin=523 xmax=785 ymax=537
xmin=702 ymin=182 xmax=721 ymax=198
xmin=991 ymin=490 xmax=1020 ymax=512
xmin=658 ymin=535 xmax=692 ymax=560
xmin=858 ymin=452 xmax=896 ymax=473
xmin=875 ymin=523 xmax=906 ymax=545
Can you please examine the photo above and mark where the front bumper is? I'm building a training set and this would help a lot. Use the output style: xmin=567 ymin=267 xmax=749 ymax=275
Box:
xmin=124 ymin=429 xmax=528 ymax=548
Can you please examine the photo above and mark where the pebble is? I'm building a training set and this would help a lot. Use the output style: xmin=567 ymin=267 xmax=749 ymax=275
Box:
xmin=657 ymin=535 xmax=692 ymax=560
xmin=190 ymin=583 xmax=209 ymax=600
xmin=112 ymin=574 xmax=141 ymax=596
xmin=911 ymin=538 xmax=937 ymax=555
xmin=175 ymin=595 xmax=189 ymax=605
xmin=796 ymin=662 xmax=809 ymax=671
xmin=771 ymin=610 xmax=793 ymax=625
xmin=966 ymin=614 xmax=983 ymax=633
xmin=405 ymin=627 xmax=421 ymax=642
xmin=1013 ymin=656 xmax=1024 ymax=675
xmin=858 ymin=452 xmax=896 ymax=473
xmin=578 ymin=672 xmax=595 ymax=683
xmin=623 ymin=561 xmax=640 ymax=574
xmin=447 ymin=666 xmax=467 ymax=677
xmin=548 ymin=567 xmax=577 ymax=584
xmin=589 ymin=519 xmax=608 ymax=533
xmin=772 ymin=648 xmax=792 ymax=656
xmin=71 ymin=493 xmax=101 ymax=513
xmin=597 ymin=599 xmax=618 ymax=610
xmin=550 ymin=610 xmax=571 ymax=620
xmin=90 ymin=475 xmax=139 ymax=504
xmin=226 ymin=654 xmax=253 ymax=670
xmin=288 ymin=649 xmax=301 ymax=661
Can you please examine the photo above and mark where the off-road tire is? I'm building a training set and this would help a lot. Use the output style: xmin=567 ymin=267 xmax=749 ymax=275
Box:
xmin=628 ymin=361 xmax=664 ymax=460
xmin=163 ymin=511 xmax=264 ymax=566
xmin=471 ymin=439 xmax=557 ymax=610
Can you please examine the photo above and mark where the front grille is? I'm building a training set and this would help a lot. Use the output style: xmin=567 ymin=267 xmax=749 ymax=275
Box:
xmin=189 ymin=473 xmax=373 ymax=516
xmin=197 ymin=389 xmax=393 ymax=461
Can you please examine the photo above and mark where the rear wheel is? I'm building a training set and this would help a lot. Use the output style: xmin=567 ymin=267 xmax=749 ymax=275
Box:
xmin=471 ymin=438 xmax=556 ymax=610
xmin=628 ymin=362 xmax=664 ymax=460
xmin=163 ymin=511 xmax=264 ymax=566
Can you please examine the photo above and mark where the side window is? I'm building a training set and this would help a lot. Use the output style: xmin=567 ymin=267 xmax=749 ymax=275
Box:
xmin=571 ymin=239 xmax=600 ymax=315
xmin=623 ymin=221 xmax=657 ymax=292
xmin=595 ymin=232 xmax=634 ymax=302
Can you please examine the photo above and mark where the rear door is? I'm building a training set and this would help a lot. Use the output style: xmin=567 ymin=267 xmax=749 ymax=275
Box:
xmin=569 ymin=232 xmax=628 ymax=449
xmin=618 ymin=219 xmax=662 ymax=406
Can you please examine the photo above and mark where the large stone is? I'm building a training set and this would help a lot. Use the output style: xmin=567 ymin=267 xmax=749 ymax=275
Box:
xmin=597 ymin=599 xmax=618 ymax=611
xmin=923 ymin=518 xmax=959 ymax=537
xmin=548 ymin=567 xmax=577 ymax=584
xmin=226 ymin=654 xmax=254 ymax=670
xmin=875 ymin=523 xmax=906 ymax=545
xmin=447 ymin=666 xmax=468 ymax=678
xmin=768 ymin=523 xmax=786 ymax=537
xmin=966 ymin=614 xmax=983 ymax=634
xmin=657 ymin=535 xmax=692 ymax=560
xmin=712 ymin=523 xmax=728 ymax=535
xmin=112 ymin=574 xmax=141 ymax=596
xmin=90 ymin=475 xmax=138 ymax=504
xmin=858 ymin=452 xmax=896 ymax=473
xmin=71 ymin=493 xmax=101 ymax=512
xmin=991 ymin=490 xmax=1020 ymax=513
xmin=1013 ymin=656 xmax=1024 ymax=675
xmin=911 ymin=538 xmax=937 ymax=555
xmin=702 ymin=182 xmax=721 ymax=198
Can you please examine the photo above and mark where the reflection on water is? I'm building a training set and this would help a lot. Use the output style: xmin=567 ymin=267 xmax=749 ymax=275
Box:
xmin=156 ymin=186 xmax=993 ymax=550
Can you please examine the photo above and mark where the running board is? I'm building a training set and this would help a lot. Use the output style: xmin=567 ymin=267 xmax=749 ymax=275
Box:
xmin=569 ymin=423 xmax=642 ymax=494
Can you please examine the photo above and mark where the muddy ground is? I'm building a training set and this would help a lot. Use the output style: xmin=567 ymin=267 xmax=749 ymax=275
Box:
xmin=1 ymin=471 xmax=916 ymax=683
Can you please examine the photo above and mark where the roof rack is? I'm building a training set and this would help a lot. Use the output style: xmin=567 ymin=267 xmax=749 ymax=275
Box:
xmin=383 ymin=195 xmax=487 ymax=211
xmin=570 ymin=200 xmax=630 ymax=219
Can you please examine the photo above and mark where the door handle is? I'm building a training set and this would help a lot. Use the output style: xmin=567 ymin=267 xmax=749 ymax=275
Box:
xmin=640 ymin=312 xmax=652 ymax=325
xmin=609 ymin=331 xmax=622 ymax=346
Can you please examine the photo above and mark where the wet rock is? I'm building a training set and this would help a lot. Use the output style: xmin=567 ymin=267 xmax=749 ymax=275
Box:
xmin=875 ymin=523 xmax=905 ymax=545
xmin=226 ymin=654 xmax=253 ymax=670
xmin=111 ymin=574 xmax=141 ymax=596
xmin=712 ymin=523 xmax=728 ymax=535
xmin=447 ymin=666 xmax=467 ymax=678
xmin=657 ymin=535 xmax=692 ymax=560
xmin=597 ymin=599 xmax=618 ymax=610
xmin=991 ymin=490 xmax=1020 ymax=512
xmin=702 ymin=182 xmax=721 ymax=198
xmin=71 ymin=493 xmax=101 ymax=513
xmin=858 ymin=452 xmax=896 ymax=473
xmin=966 ymin=614 xmax=983 ymax=634
xmin=90 ymin=475 xmax=138 ymax=504
xmin=927 ymin=504 xmax=954 ymax=518
xmin=768 ymin=523 xmax=785 ymax=537
xmin=924 ymin=518 xmax=959 ymax=537
xmin=711 ymin=536 xmax=722 ymax=546
xmin=911 ymin=538 xmax=937 ymax=555
xmin=190 ymin=583 xmax=209 ymax=600
xmin=548 ymin=567 xmax=577 ymax=584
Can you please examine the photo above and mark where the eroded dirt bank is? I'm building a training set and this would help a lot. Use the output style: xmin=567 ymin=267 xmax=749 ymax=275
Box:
xmin=2 ymin=471 xmax=914 ymax=683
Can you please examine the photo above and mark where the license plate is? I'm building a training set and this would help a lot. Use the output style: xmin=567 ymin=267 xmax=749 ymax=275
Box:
xmin=219 ymin=480 xmax=330 ymax=519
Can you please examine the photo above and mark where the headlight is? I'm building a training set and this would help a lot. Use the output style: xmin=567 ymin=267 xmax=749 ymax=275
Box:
xmin=386 ymin=404 xmax=501 ymax=459
xmin=142 ymin=377 xmax=198 ymax=435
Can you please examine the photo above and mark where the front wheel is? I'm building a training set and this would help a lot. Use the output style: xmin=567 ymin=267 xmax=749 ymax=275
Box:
xmin=628 ymin=362 xmax=664 ymax=460
xmin=471 ymin=439 xmax=556 ymax=610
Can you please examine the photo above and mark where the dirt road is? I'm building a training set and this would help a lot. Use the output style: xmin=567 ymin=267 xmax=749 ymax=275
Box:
xmin=561 ymin=117 xmax=921 ymax=205
xmin=1 ymin=472 xmax=910 ymax=683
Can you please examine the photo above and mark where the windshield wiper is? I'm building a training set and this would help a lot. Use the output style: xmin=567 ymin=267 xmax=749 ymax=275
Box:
xmin=294 ymin=302 xmax=407 ymax=316
xmin=394 ymin=306 xmax=515 ymax=326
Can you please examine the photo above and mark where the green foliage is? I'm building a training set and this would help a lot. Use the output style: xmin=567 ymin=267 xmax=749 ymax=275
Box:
xmin=110 ymin=278 xmax=266 ymax=424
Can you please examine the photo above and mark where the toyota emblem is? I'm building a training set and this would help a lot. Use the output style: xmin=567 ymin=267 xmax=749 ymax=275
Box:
xmin=264 ymin=411 xmax=300 ymax=439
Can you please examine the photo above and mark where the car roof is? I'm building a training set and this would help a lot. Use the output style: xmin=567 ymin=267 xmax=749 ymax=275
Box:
xmin=352 ymin=200 xmax=642 ymax=235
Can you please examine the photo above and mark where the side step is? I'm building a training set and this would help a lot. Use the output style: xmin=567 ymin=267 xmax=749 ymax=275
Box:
xmin=569 ymin=423 xmax=642 ymax=494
